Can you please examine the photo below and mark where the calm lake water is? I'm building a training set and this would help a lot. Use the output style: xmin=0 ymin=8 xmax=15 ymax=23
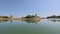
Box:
xmin=0 ymin=19 xmax=60 ymax=34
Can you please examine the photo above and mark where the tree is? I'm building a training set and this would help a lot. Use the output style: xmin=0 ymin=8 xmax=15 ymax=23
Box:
xmin=25 ymin=15 xmax=35 ymax=18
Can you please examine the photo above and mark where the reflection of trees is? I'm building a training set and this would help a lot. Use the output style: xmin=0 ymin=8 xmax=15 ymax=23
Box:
xmin=0 ymin=20 xmax=9 ymax=22
xmin=10 ymin=20 xmax=12 ymax=23
xmin=22 ymin=20 xmax=40 ymax=24
xmin=48 ymin=20 xmax=60 ymax=22
xmin=0 ymin=20 xmax=13 ymax=23
xmin=49 ymin=20 xmax=56 ymax=22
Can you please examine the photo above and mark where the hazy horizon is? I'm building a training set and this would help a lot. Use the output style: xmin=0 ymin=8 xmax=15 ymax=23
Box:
xmin=0 ymin=0 xmax=60 ymax=17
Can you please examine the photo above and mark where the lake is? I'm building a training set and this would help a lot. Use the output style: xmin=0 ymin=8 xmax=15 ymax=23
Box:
xmin=0 ymin=19 xmax=60 ymax=34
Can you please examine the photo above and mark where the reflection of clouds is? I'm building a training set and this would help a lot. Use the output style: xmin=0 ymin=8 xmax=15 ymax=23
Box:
xmin=21 ymin=20 xmax=40 ymax=24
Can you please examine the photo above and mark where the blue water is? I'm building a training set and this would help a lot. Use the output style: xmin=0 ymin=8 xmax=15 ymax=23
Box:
xmin=0 ymin=19 xmax=60 ymax=34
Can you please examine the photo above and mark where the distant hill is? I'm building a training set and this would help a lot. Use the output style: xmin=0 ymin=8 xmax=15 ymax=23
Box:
xmin=0 ymin=16 xmax=10 ymax=18
xmin=47 ymin=15 xmax=60 ymax=19
xmin=21 ymin=14 xmax=40 ymax=21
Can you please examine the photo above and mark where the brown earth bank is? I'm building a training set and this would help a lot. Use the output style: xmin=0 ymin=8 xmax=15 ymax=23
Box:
xmin=0 ymin=14 xmax=40 ymax=21
xmin=0 ymin=17 xmax=40 ymax=21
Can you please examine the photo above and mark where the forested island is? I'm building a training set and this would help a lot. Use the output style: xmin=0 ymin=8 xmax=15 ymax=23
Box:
xmin=21 ymin=14 xmax=40 ymax=21
xmin=0 ymin=16 xmax=12 ymax=20
xmin=47 ymin=15 xmax=60 ymax=19
xmin=0 ymin=14 xmax=40 ymax=21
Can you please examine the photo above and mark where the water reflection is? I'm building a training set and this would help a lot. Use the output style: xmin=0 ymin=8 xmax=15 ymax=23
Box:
xmin=0 ymin=20 xmax=9 ymax=22
xmin=21 ymin=20 xmax=40 ymax=24
xmin=10 ymin=20 xmax=12 ymax=23
xmin=0 ymin=19 xmax=40 ymax=24
xmin=0 ymin=20 xmax=13 ymax=23
xmin=47 ymin=19 xmax=60 ymax=22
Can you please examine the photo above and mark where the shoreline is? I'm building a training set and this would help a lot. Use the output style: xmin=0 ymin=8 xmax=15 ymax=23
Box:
xmin=0 ymin=17 xmax=40 ymax=21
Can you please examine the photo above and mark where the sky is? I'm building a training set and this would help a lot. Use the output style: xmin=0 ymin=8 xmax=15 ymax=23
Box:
xmin=0 ymin=0 xmax=60 ymax=17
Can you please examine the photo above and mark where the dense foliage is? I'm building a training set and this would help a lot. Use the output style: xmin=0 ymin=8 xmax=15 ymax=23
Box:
xmin=25 ymin=15 xmax=36 ymax=18
xmin=47 ymin=15 xmax=60 ymax=18
xmin=0 ymin=16 xmax=10 ymax=18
